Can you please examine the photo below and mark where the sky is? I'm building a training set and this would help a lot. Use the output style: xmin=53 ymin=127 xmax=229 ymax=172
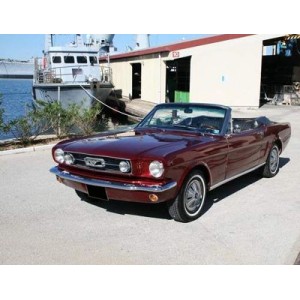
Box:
xmin=0 ymin=34 xmax=210 ymax=60
xmin=0 ymin=1 xmax=297 ymax=62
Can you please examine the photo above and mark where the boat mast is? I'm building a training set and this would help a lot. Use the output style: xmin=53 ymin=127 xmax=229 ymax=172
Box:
xmin=44 ymin=34 xmax=53 ymax=52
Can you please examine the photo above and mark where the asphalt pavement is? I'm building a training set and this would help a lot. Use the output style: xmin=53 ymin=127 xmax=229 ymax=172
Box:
xmin=0 ymin=104 xmax=299 ymax=264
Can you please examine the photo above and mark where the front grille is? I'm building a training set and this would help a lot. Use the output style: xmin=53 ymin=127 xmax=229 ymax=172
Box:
xmin=66 ymin=152 xmax=131 ymax=174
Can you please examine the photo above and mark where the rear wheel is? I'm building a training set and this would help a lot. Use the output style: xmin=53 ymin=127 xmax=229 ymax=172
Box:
xmin=262 ymin=144 xmax=280 ymax=178
xmin=168 ymin=171 xmax=207 ymax=222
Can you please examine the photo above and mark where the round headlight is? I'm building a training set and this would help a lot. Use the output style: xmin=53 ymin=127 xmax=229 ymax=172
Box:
xmin=119 ymin=161 xmax=131 ymax=173
xmin=54 ymin=148 xmax=64 ymax=163
xmin=64 ymin=153 xmax=75 ymax=165
xmin=149 ymin=161 xmax=164 ymax=178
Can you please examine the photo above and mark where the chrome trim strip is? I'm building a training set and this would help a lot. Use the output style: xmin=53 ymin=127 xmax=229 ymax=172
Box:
xmin=50 ymin=166 xmax=177 ymax=193
xmin=209 ymin=163 xmax=266 ymax=191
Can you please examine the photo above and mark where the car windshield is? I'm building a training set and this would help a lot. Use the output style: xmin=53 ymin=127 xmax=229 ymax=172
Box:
xmin=138 ymin=104 xmax=227 ymax=135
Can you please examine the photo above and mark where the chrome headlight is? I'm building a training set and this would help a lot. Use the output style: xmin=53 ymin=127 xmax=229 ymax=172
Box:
xmin=54 ymin=148 xmax=64 ymax=163
xmin=64 ymin=153 xmax=75 ymax=165
xmin=149 ymin=161 xmax=164 ymax=178
xmin=119 ymin=161 xmax=131 ymax=173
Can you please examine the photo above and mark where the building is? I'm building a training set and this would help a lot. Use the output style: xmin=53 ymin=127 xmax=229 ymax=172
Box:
xmin=101 ymin=34 xmax=300 ymax=108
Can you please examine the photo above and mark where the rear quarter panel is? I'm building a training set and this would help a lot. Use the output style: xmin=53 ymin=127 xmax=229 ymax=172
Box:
xmin=262 ymin=122 xmax=291 ymax=161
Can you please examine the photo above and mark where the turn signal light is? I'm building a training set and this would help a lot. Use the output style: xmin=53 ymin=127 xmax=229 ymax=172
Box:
xmin=149 ymin=194 xmax=159 ymax=202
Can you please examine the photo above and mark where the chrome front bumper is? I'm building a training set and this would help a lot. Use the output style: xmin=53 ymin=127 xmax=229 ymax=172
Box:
xmin=50 ymin=166 xmax=177 ymax=193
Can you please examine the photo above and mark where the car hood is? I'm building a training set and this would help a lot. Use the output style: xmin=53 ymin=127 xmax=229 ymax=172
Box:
xmin=59 ymin=129 xmax=216 ymax=160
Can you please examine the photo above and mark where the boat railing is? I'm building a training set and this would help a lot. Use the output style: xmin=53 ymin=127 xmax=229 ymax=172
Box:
xmin=33 ymin=58 xmax=113 ymax=85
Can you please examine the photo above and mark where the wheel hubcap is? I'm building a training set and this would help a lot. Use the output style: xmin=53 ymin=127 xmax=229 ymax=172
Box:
xmin=270 ymin=147 xmax=279 ymax=173
xmin=185 ymin=178 xmax=203 ymax=214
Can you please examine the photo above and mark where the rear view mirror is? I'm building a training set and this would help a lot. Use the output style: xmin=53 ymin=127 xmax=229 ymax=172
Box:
xmin=184 ymin=108 xmax=193 ymax=114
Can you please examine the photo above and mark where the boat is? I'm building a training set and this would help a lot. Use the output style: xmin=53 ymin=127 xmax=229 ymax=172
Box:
xmin=32 ymin=34 xmax=114 ymax=110
xmin=0 ymin=58 xmax=34 ymax=78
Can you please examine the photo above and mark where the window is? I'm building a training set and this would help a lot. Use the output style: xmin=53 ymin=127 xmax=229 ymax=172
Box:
xmin=64 ymin=56 xmax=75 ymax=63
xmin=77 ymin=56 xmax=87 ymax=64
xmin=89 ymin=56 xmax=98 ymax=64
xmin=52 ymin=56 xmax=61 ymax=63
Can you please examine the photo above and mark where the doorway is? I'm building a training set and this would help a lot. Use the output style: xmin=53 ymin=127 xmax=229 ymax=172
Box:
xmin=131 ymin=63 xmax=141 ymax=99
xmin=166 ymin=56 xmax=191 ymax=103
xmin=260 ymin=35 xmax=300 ymax=106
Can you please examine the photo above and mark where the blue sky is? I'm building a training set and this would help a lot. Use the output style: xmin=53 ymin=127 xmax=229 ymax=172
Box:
xmin=0 ymin=1 xmax=295 ymax=61
xmin=0 ymin=34 xmax=209 ymax=60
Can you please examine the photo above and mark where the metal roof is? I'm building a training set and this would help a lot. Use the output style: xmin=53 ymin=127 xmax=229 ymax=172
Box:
xmin=101 ymin=34 xmax=253 ymax=61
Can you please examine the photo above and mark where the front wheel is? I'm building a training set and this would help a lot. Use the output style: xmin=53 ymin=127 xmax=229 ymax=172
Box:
xmin=168 ymin=171 xmax=207 ymax=222
xmin=262 ymin=144 xmax=280 ymax=178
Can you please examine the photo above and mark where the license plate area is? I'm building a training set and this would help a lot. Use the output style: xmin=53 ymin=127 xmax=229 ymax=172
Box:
xmin=87 ymin=185 xmax=108 ymax=201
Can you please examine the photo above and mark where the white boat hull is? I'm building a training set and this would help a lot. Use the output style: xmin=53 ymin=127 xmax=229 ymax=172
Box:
xmin=32 ymin=83 xmax=113 ymax=109
xmin=0 ymin=60 xmax=34 ymax=78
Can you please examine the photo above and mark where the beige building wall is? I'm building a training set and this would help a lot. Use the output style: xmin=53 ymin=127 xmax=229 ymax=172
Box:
xmin=140 ymin=55 xmax=164 ymax=102
xmin=109 ymin=53 xmax=168 ymax=104
xmin=107 ymin=60 xmax=132 ymax=98
xmin=174 ymin=34 xmax=282 ymax=107
xmin=187 ymin=35 xmax=264 ymax=107
xmin=108 ymin=35 xmax=283 ymax=108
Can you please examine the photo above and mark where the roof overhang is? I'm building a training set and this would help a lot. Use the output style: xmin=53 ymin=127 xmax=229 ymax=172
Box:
xmin=100 ymin=34 xmax=253 ymax=62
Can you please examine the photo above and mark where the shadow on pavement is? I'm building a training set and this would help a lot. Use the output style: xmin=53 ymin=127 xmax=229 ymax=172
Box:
xmin=80 ymin=157 xmax=290 ymax=221
xmin=82 ymin=197 xmax=172 ymax=220
xmin=202 ymin=157 xmax=290 ymax=215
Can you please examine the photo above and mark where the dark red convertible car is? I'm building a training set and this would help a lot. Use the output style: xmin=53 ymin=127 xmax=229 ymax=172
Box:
xmin=50 ymin=103 xmax=291 ymax=222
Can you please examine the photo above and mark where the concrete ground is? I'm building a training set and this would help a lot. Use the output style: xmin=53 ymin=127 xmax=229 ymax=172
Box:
xmin=0 ymin=104 xmax=299 ymax=264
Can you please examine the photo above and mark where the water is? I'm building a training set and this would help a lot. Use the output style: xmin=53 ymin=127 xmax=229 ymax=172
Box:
xmin=0 ymin=79 xmax=33 ymax=140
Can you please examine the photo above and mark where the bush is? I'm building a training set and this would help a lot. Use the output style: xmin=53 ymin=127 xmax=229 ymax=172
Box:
xmin=74 ymin=102 xmax=104 ymax=135
xmin=35 ymin=100 xmax=78 ymax=138
xmin=5 ymin=110 xmax=47 ymax=146
xmin=0 ymin=101 xmax=49 ymax=146
xmin=0 ymin=97 xmax=108 ymax=147
xmin=0 ymin=94 xmax=5 ymax=132
xmin=0 ymin=99 xmax=4 ymax=132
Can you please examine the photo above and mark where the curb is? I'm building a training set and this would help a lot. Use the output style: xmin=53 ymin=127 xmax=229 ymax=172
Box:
xmin=0 ymin=143 xmax=55 ymax=156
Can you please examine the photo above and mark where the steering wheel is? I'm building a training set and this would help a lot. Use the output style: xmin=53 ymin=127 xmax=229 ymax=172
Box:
xmin=200 ymin=124 xmax=218 ymax=131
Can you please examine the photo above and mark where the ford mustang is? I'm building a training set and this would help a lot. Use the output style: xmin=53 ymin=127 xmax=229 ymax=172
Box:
xmin=50 ymin=103 xmax=291 ymax=222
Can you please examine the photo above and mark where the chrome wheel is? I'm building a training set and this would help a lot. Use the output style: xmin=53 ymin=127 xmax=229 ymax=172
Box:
xmin=262 ymin=144 xmax=280 ymax=178
xmin=269 ymin=146 xmax=279 ymax=174
xmin=168 ymin=171 xmax=207 ymax=222
xmin=184 ymin=176 xmax=204 ymax=216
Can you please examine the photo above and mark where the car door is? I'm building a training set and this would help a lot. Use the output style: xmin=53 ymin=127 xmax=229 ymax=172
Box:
xmin=225 ymin=129 xmax=264 ymax=179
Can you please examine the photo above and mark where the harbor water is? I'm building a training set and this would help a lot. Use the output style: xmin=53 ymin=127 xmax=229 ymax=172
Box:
xmin=0 ymin=79 xmax=137 ymax=141
xmin=0 ymin=79 xmax=33 ymax=140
